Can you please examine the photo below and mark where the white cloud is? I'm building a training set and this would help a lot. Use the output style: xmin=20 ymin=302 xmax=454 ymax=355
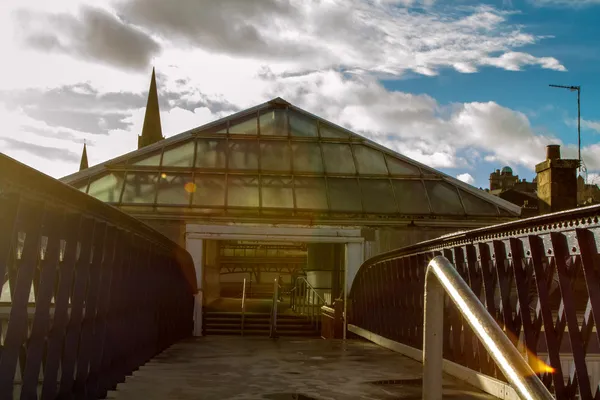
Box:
xmin=530 ymin=0 xmax=600 ymax=7
xmin=457 ymin=173 xmax=476 ymax=185
xmin=582 ymin=119 xmax=600 ymax=133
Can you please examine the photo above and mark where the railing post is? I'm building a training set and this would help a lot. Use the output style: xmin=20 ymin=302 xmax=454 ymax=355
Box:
xmin=423 ymin=268 xmax=445 ymax=400
xmin=270 ymin=278 xmax=279 ymax=339
xmin=241 ymin=278 xmax=247 ymax=336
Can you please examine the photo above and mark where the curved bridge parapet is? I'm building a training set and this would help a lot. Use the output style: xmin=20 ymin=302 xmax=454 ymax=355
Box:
xmin=0 ymin=153 xmax=197 ymax=399
xmin=349 ymin=203 xmax=600 ymax=399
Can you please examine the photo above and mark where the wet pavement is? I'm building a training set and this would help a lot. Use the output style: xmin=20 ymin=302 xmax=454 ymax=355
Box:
xmin=107 ymin=336 xmax=496 ymax=399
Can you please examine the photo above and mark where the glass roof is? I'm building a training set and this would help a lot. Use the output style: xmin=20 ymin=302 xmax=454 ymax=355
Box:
xmin=63 ymin=99 xmax=520 ymax=219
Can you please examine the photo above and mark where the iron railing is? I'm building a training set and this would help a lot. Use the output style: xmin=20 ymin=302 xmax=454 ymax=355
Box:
xmin=0 ymin=154 xmax=197 ymax=400
xmin=290 ymin=277 xmax=326 ymax=332
xmin=349 ymin=204 xmax=600 ymax=399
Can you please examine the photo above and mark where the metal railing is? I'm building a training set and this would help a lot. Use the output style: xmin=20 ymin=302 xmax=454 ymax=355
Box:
xmin=349 ymin=204 xmax=600 ymax=399
xmin=424 ymin=256 xmax=553 ymax=400
xmin=0 ymin=154 xmax=197 ymax=399
xmin=269 ymin=277 xmax=281 ymax=338
xmin=241 ymin=278 xmax=247 ymax=335
xmin=290 ymin=276 xmax=326 ymax=331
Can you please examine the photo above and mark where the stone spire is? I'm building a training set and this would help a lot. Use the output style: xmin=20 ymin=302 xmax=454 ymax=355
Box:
xmin=138 ymin=67 xmax=164 ymax=149
xmin=79 ymin=142 xmax=89 ymax=171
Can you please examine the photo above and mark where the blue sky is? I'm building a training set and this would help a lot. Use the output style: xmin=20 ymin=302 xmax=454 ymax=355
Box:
xmin=0 ymin=0 xmax=599 ymax=189
xmin=386 ymin=0 xmax=600 ymax=186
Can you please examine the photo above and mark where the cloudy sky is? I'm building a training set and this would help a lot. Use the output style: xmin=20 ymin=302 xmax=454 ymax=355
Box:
xmin=1 ymin=0 xmax=599 ymax=188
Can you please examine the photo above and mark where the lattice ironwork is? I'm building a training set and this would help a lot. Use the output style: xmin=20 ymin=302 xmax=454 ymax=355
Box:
xmin=349 ymin=205 xmax=600 ymax=399
xmin=0 ymin=154 xmax=196 ymax=400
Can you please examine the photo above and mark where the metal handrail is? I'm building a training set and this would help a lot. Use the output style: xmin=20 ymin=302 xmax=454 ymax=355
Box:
xmin=290 ymin=276 xmax=326 ymax=331
xmin=423 ymin=256 xmax=553 ymax=400
xmin=241 ymin=278 xmax=247 ymax=336
xmin=269 ymin=278 xmax=280 ymax=338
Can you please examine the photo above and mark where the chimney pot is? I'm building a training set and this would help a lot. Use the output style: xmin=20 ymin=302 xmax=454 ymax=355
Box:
xmin=546 ymin=144 xmax=561 ymax=161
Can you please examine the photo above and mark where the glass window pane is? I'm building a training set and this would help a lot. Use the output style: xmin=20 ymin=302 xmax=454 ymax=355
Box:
xmin=87 ymin=173 xmax=124 ymax=203
xmin=424 ymin=181 xmax=464 ymax=215
xmin=72 ymin=179 xmax=89 ymax=193
xmin=229 ymin=117 xmax=257 ymax=135
xmin=261 ymin=176 xmax=294 ymax=208
xmin=193 ymin=174 xmax=226 ymax=206
xmin=354 ymin=145 xmax=388 ymax=175
xmin=360 ymin=179 xmax=397 ymax=213
xmin=121 ymin=172 xmax=158 ymax=204
xmin=294 ymin=177 xmax=328 ymax=210
xmin=228 ymin=140 xmax=259 ymax=170
xmin=385 ymin=155 xmax=421 ymax=175
xmin=259 ymin=110 xmax=287 ymax=136
xmin=156 ymin=173 xmax=193 ymax=205
xmin=391 ymin=180 xmax=430 ymax=214
xmin=327 ymin=178 xmax=362 ymax=212
xmin=289 ymin=112 xmax=318 ymax=137
xmin=459 ymin=189 xmax=498 ymax=216
xmin=131 ymin=152 xmax=162 ymax=166
xmin=162 ymin=141 xmax=195 ymax=167
xmin=196 ymin=139 xmax=227 ymax=169
xmin=320 ymin=124 xmax=350 ymax=139
xmin=261 ymin=142 xmax=291 ymax=171
xmin=322 ymin=144 xmax=356 ymax=174
xmin=228 ymin=175 xmax=259 ymax=207
xmin=292 ymin=142 xmax=324 ymax=173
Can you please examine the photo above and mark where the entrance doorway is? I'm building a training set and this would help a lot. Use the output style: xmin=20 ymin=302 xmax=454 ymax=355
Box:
xmin=185 ymin=224 xmax=364 ymax=336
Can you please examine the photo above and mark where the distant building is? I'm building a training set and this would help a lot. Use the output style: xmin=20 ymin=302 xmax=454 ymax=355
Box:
xmin=488 ymin=145 xmax=600 ymax=216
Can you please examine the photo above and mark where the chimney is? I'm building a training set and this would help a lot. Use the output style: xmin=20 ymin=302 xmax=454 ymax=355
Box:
xmin=535 ymin=145 xmax=579 ymax=214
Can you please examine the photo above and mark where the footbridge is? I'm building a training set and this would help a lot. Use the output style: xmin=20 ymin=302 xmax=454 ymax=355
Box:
xmin=2 ymin=153 xmax=599 ymax=399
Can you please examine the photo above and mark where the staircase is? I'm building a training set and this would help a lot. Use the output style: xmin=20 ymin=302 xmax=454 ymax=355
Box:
xmin=203 ymin=311 xmax=321 ymax=337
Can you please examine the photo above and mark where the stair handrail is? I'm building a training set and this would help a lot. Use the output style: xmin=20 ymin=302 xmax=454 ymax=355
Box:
xmin=424 ymin=256 xmax=553 ymax=400
xmin=290 ymin=276 xmax=326 ymax=331
xmin=241 ymin=278 xmax=247 ymax=336
xmin=269 ymin=277 xmax=280 ymax=338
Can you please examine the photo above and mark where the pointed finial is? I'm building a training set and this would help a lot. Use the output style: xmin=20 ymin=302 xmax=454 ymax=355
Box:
xmin=79 ymin=142 xmax=89 ymax=171
xmin=138 ymin=67 xmax=164 ymax=149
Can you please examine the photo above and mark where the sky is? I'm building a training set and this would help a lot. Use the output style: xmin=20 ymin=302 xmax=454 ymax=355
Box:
xmin=1 ymin=0 xmax=599 ymax=189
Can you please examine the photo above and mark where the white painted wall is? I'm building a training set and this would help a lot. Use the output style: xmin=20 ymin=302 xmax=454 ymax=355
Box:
xmin=185 ymin=235 xmax=204 ymax=336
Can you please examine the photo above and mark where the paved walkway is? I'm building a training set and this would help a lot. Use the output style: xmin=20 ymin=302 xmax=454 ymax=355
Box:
xmin=107 ymin=337 xmax=496 ymax=400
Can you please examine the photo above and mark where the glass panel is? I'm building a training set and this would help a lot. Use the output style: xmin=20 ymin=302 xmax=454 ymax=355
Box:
xmin=193 ymin=174 xmax=226 ymax=206
xmin=156 ymin=173 xmax=193 ymax=205
xmin=391 ymin=180 xmax=430 ymax=214
xmin=459 ymin=189 xmax=499 ymax=216
xmin=360 ymin=179 xmax=397 ymax=213
xmin=385 ymin=155 xmax=421 ymax=175
xmin=261 ymin=176 xmax=294 ymax=208
xmin=289 ymin=112 xmax=318 ymax=137
xmin=229 ymin=117 xmax=257 ymax=135
xmin=131 ymin=151 xmax=162 ymax=166
xmin=424 ymin=181 xmax=464 ymax=215
xmin=354 ymin=145 xmax=388 ymax=175
xmin=327 ymin=178 xmax=362 ymax=212
xmin=87 ymin=173 xmax=124 ymax=203
xmin=228 ymin=140 xmax=259 ymax=170
xmin=121 ymin=172 xmax=158 ymax=204
xmin=292 ymin=142 xmax=324 ymax=173
xmin=72 ymin=179 xmax=89 ymax=193
xmin=259 ymin=109 xmax=287 ymax=136
xmin=320 ymin=124 xmax=350 ymax=139
xmin=196 ymin=139 xmax=227 ymax=169
xmin=162 ymin=141 xmax=195 ymax=167
xmin=294 ymin=177 xmax=328 ymax=210
xmin=322 ymin=144 xmax=356 ymax=174
xmin=261 ymin=142 xmax=291 ymax=172
xmin=227 ymin=175 xmax=259 ymax=207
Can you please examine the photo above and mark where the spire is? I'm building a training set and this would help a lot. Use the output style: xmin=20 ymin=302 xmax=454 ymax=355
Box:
xmin=138 ymin=67 xmax=164 ymax=149
xmin=79 ymin=142 xmax=89 ymax=171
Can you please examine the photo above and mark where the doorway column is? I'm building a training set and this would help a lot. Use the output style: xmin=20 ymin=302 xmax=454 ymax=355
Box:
xmin=185 ymin=236 xmax=204 ymax=336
